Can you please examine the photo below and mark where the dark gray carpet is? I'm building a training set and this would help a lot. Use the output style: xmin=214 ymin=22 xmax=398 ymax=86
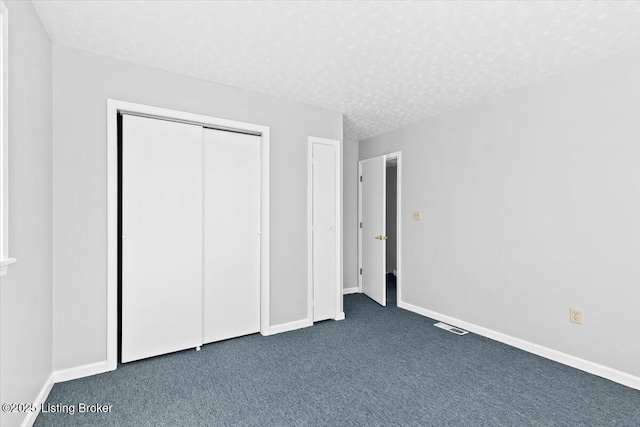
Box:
xmin=36 ymin=277 xmax=640 ymax=426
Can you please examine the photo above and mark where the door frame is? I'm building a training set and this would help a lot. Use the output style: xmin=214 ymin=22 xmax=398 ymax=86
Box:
xmin=106 ymin=99 xmax=270 ymax=371
xmin=357 ymin=151 xmax=402 ymax=304
xmin=307 ymin=136 xmax=344 ymax=323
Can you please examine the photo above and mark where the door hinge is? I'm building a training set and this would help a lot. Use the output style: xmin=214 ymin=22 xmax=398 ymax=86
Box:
xmin=360 ymin=176 xmax=362 ymax=182
xmin=360 ymin=268 xmax=363 ymax=275
xmin=360 ymin=222 xmax=362 ymax=228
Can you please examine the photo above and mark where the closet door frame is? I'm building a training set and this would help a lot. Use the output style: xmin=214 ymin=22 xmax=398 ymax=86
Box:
xmin=106 ymin=99 xmax=270 ymax=372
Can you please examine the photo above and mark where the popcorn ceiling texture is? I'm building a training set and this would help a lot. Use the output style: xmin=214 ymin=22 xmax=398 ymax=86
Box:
xmin=33 ymin=1 xmax=640 ymax=141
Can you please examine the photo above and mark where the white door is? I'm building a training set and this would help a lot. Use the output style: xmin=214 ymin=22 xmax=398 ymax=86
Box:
xmin=360 ymin=156 xmax=386 ymax=306
xmin=312 ymin=142 xmax=338 ymax=322
xmin=121 ymin=115 xmax=203 ymax=363
xmin=203 ymin=129 xmax=261 ymax=343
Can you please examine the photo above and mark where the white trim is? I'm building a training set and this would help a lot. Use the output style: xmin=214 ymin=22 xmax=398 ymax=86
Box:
xmin=260 ymin=128 xmax=271 ymax=339
xmin=340 ymin=136 xmax=344 ymax=317
xmin=106 ymin=99 xmax=270 ymax=370
xmin=20 ymin=374 xmax=54 ymax=427
xmin=307 ymin=137 xmax=342 ymax=323
xmin=390 ymin=152 xmax=402 ymax=305
xmin=357 ymin=151 xmax=402 ymax=303
xmin=398 ymin=301 xmax=640 ymax=391
xmin=307 ymin=140 xmax=313 ymax=322
xmin=0 ymin=1 xmax=13 ymax=277
xmin=53 ymin=361 xmax=109 ymax=383
xmin=382 ymin=162 xmax=387 ymax=305
xmin=106 ymin=101 xmax=117 ymax=370
xmin=21 ymin=362 xmax=109 ymax=426
xmin=357 ymin=161 xmax=362 ymax=292
xmin=265 ymin=318 xmax=313 ymax=336
xmin=343 ymin=287 xmax=359 ymax=295
xmin=334 ymin=312 xmax=345 ymax=321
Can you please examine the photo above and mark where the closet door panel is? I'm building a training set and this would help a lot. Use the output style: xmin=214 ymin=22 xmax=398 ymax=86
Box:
xmin=312 ymin=142 xmax=337 ymax=322
xmin=203 ymin=129 xmax=261 ymax=343
xmin=121 ymin=115 xmax=203 ymax=363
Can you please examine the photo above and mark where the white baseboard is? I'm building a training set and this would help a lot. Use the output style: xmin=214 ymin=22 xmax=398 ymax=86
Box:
xmin=21 ymin=362 xmax=108 ymax=426
xmin=343 ymin=287 xmax=359 ymax=295
xmin=334 ymin=312 xmax=345 ymax=321
xmin=398 ymin=300 xmax=640 ymax=391
xmin=53 ymin=361 xmax=109 ymax=383
xmin=265 ymin=318 xmax=313 ymax=336
xmin=20 ymin=373 xmax=54 ymax=427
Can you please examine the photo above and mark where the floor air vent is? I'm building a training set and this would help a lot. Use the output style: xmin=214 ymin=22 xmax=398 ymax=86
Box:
xmin=434 ymin=322 xmax=468 ymax=336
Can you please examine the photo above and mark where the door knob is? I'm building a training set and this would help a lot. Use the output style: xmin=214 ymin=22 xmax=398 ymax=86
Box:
xmin=375 ymin=235 xmax=388 ymax=240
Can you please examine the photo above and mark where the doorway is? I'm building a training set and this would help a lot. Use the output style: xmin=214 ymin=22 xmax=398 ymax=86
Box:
xmin=358 ymin=152 xmax=401 ymax=307
xmin=385 ymin=158 xmax=398 ymax=306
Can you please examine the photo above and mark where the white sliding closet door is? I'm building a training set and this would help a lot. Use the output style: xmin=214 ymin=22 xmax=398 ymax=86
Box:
xmin=121 ymin=115 xmax=203 ymax=363
xmin=203 ymin=129 xmax=261 ymax=344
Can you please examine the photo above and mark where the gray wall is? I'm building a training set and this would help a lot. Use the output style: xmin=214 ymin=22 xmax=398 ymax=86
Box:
xmin=343 ymin=138 xmax=358 ymax=290
xmin=360 ymin=46 xmax=640 ymax=377
xmin=0 ymin=2 xmax=53 ymax=427
xmin=386 ymin=165 xmax=397 ymax=273
xmin=52 ymin=47 xmax=343 ymax=371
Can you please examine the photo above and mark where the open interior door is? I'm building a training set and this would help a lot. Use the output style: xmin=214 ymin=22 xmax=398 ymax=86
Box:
xmin=360 ymin=155 xmax=386 ymax=306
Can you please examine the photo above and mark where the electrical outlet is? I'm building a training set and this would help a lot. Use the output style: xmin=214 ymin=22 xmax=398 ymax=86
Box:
xmin=412 ymin=210 xmax=422 ymax=220
xmin=570 ymin=308 xmax=582 ymax=325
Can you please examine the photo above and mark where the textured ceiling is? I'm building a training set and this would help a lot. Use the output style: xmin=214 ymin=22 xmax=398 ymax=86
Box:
xmin=33 ymin=1 xmax=640 ymax=141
